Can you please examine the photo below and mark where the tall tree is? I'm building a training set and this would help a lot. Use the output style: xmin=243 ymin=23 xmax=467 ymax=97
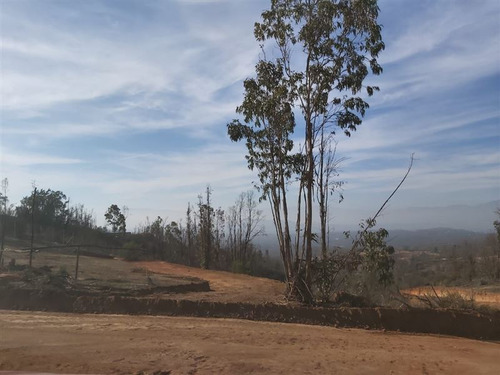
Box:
xmin=0 ymin=178 xmax=8 ymax=264
xmin=494 ymin=209 xmax=500 ymax=279
xmin=104 ymin=204 xmax=126 ymax=234
xmin=185 ymin=202 xmax=197 ymax=265
xmin=16 ymin=188 xmax=69 ymax=228
xmin=229 ymin=0 xmax=384 ymax=298
xmin=228 ymin=59 xmax=300 ymax=282
xmin=226 ymin=191 xmax=265 ymax=266
xmin=197 ymin=186 xmax=214 ymax=269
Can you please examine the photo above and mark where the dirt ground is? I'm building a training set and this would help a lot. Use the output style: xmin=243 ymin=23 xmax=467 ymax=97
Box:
xmin=136 ymin=261 xmax=286 ymax=304
xmin=1 ymin=310 xmax=499 ymax=375
xmin=2 ymin=249 xmax=500 ymax=374
xmin=1 ymin=248 xmax=284 ymax=303
xmin=1 ymin=249 xmax=204 ymax=291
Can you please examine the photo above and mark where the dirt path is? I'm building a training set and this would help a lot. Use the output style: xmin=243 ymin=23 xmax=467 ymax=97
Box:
xmin=1 ymin=310 xmax=498 ymax=375
xmin=136 ymin=261 xmax=286 ymax=304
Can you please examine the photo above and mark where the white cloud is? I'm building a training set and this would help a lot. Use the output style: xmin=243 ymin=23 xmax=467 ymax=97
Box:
xmin=1 ymin=150 xmax=82 ymax=167
xmin=1 ymin=0 xmax=498 ymax=233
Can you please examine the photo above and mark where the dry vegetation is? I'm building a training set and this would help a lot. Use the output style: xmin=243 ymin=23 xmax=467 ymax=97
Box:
xmin=404 ymin=285 xmax=500 ymax=311
xmin=1 ymin=244 xmax=500 ymax=374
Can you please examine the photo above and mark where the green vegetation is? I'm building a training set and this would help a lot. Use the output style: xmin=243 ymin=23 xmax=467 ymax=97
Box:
xmin=228 ymin=0 xmax=386 ymax=301
xmin=0 ymin=180 xmax=283 ymax=280
xmin=2 ymin=1 xmax=497 ymax=310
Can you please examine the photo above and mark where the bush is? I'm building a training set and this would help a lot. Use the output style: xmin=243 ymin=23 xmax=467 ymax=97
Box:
xmin=231 ymin=260 xmax=250 ymax=274
xmin=417 ymin=287 xmax=477 ymax=311
xmin=122 ymin=241 xmax=145 ymax=261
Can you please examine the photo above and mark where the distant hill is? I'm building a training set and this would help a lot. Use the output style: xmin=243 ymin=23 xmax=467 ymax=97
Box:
xmin=384 ymin=228 xmax=490 ymax=250
xmin=371 ymin=200 xmax=499 ymax=233
xmin=330 ymin=228 xmax=488 ymax=250
xmin=327 ymin=228 xmax=491 ymax=250
xmin=257 ymin=227 xmax=493 ymax=253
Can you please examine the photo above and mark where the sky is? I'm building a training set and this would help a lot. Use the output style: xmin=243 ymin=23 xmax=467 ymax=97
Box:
xmin=1 ymin=0 xmax=499 ymax=234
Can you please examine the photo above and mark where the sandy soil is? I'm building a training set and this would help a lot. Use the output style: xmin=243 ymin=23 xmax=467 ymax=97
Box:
xmin=1 ymin=310 xmax=499 ymax=375
xmin=136 ymin=261 xmax=286 ymax=304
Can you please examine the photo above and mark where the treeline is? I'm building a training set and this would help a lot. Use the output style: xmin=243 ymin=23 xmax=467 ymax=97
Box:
xmin=0 ymin=179 xmax=283 ymax=280
xmin=125 ymin=186 xmax=282 ymax=279
xmin=0 ymin=180 xmax=102 ymax=247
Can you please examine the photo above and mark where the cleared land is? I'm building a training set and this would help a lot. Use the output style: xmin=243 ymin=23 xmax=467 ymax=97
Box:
xmin=136 ymin=260 xmax=285 ymax=303
xmin=1 ymin=249 xmax=207 ymax=293
xmin=1 ymin=310 xmax=499 ymax=375
xmin=1 ymin=247 xmax=500 ymax=374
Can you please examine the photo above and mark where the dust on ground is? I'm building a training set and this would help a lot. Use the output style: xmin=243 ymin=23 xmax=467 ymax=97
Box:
xmin=1 ymin=310 xmax=499 ymax=375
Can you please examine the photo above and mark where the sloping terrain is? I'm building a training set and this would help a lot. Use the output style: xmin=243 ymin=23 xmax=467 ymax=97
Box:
xmin=136 ymin=260 xmax=285 ymax=303
xmin=1 ymin=247 xmax=500 ymax=374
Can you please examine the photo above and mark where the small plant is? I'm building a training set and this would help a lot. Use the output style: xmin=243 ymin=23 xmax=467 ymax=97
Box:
xmin=437 ymin=290 xmax=475 ymax=310
xmin=44 ymin=267 xmax=72 ymax=290
xmin=416 ymin=286 xmax=477 ymax=311
xmin=311 ymin=251 xmax=355 ymax=303
xmin=231 ymin=260 xmax=250 ymax=275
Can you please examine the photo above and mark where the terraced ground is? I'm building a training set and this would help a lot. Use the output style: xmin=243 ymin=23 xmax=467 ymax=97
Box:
xmin=1 ymin=247 xmax=499 ymax=374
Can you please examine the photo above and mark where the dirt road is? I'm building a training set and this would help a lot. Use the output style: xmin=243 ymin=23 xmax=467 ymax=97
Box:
xmin=1 ymin=310 xmax=498 ymax=375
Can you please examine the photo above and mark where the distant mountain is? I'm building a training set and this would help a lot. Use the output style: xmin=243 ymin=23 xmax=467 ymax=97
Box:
xmin=363 ymin=200 xmax=500 ymax=233
xmin=384 ymin=228 xmax=490 ymax=250
xmin=254 ymin=200 xmax=500 ymax=253
xmin=326 ymin=228 xmax=491 ymax=250
xmin=257 ymin=227 xmax=492 ymax=253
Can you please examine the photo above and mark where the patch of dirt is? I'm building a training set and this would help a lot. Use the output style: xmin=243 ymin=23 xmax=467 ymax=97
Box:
xmin=0 ymin=310 xmax=498 ymax=375
xmin=135 ymin=261 xmax=286 ymax=304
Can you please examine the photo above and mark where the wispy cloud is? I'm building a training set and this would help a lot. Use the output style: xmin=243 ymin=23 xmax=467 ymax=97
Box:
xmin=1 ymin=151 xmax=83 ymax=167
xmin=1 ymin=0 xmax=498 ymax=231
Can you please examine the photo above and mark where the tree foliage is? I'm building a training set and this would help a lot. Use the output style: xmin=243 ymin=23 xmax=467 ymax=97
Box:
xmin=105 ymin=204 xmax=126 ymax=234
xmin=228 ymin=0 xmax=384 ymax=300
xmin=197 ymin=186 xmax=214 ymax=269
xmin=17 ymin=189 xmax=69 ymax=227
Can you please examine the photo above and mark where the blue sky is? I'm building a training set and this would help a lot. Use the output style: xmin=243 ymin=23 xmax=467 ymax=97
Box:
xmin=1 ymin=0 xmax=499 ymax=233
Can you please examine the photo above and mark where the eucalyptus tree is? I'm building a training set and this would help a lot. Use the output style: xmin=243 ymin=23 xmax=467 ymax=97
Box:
xmin=228 ymin=0 xmax=384 ymax=298
xmin=197 ymin=185 xmax=214 ymax=269
xmin=104 ymin=204 xmax=126 ymax=234
xmin=0 ymin=178 xmax=8 ymax=264
xmin=228 ymin=59 xmax=300 ymax=281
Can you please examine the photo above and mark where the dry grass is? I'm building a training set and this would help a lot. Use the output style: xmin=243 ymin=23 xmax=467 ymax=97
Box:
xmin=1 ymin=248 xmax=203 ymax=291
xmin=403 ymin=285 xmax=500 ymax=311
